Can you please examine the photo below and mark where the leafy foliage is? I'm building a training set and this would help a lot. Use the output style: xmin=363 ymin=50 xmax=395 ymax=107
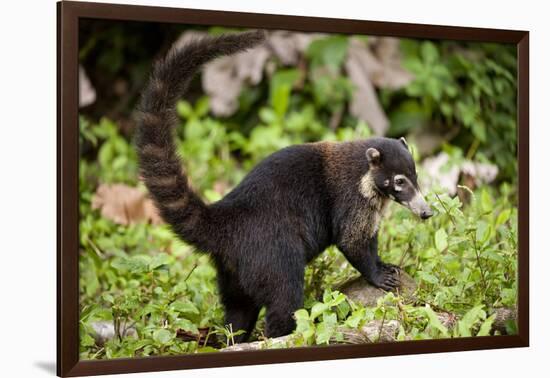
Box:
xmin=393 ymin=40 xmax=517 ymax=180
xmin=79 ymin=103 xmax=517 ymax=358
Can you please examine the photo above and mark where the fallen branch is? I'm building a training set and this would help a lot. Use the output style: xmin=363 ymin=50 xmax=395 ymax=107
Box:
xmin=221 ymin=319 xmax=400 ymax=352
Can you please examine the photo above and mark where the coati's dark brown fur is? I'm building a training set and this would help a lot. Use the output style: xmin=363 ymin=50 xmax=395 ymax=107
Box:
xmin=135 ymin=31 xmax=432 ymax=341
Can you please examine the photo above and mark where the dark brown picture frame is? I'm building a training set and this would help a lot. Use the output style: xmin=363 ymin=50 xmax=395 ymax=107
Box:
xmin=57 ymin=1 xmax=529 ymax=376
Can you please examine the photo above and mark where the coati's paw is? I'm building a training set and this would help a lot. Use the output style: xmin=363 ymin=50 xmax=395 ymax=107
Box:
xmin=378 ymin=261 xmax=401 ymax=275
xmin=369 ymin=269 xmax=401 ymax=291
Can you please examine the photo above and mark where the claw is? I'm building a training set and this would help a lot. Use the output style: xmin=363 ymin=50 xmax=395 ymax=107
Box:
xmin=382 ymin=272 xmax=401 ymax=288
xmin=380 ymin=262 xmax=401 ymax=274
xmin=368 ymin=264 xmax=403 ymax=290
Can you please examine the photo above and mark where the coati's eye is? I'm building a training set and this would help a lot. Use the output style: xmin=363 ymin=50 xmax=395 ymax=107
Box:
xmin=395 ymin=177 xmax=405 ymax=186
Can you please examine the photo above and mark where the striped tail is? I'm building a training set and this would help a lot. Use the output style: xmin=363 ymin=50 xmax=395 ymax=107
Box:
xmin=135 ymin=30 xmax=266 ymax=251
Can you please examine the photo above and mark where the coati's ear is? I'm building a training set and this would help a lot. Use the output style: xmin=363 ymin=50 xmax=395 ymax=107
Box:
xmin=366 ymin=148 xmax=381 ymax=166
xmin=399 ymin=137 xmax=409 ymax=149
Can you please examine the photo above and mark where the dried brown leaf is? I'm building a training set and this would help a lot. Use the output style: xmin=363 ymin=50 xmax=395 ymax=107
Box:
xmin=91 ymin=183 xmax=163 ymax=226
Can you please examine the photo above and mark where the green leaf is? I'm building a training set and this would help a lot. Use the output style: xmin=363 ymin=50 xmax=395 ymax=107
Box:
xmin=272 ymin=84 xmax=291 ymax=118
xmin=306 ymin=36 xmax=349 ymax=72
xmin=322 ymin=311 xmax=338 ymax=327
xmin=345 ymin=308 xmax=366 ymax=329
xmin=258 ymin=107 xmax=278 ymax=124
xmin=422 ymin=306 xmax=449 ymax=337
xmin=421 ymin=42 xmax=439 ymax=64
xmin=102 ymin=293 xmax=115 ymax=304
xmin=315 ymin=313 xmax=337 ymax=344
xmin=80 ymin=329 xmax=96 ymax=347
xmin=310 ymin=302 xmax=329 ymax=320
xmin=477 ymin=314 xmax=496 ymax=336
xmin=195 ymin=96 xmax=210 ymax=117
xmin=197 ymin=346 xmax=219 ymax=353
xmin=174 ymin=318 xmax=199 ymax=334
xmin=388 ymin=100 xmax=429 ymax=136
xmin=457 ymin=305 xmax=486 ymax=337
xmin=176 ymin=101 xmax=193 ymax=119
xmin=204 ymin=189 xmax=222 ymax=202
xmin=505 ymin=320 xmax=518 ymax=335
xmin=484 ymin=250 xmax=505 ymax=263
xmin=480 ymin=189 xmax=493 ymax=213
xmin=434 ymin=228 xmax=448 ymax=252
xmin=496 ymin=209 xmax=511 ymax=227
xmin=152 ymin=329 xmax=174 ymax=345
xmin=336 ymin=300 xmax=351 ymax=320
xmin=322 ymin=289 xmax=333 ymax=304
xmin=418 ymin=271 xmax=439 ymax=285
xmin=171 ymin=300 xmax=200 ymax=315
xmin=315 ymin=323 xmax=333 ymax=345
xmin=269 ymin=69 xmax=300 ymax=117
xmin=294 ymin=309 xmax=310 ymax=321
xmin=475 ymin=220 xmax=492 ymax=245
xmin=295 ymin=317 xmax=315 ymax=343
xmin=111 ymin=255 xmax=150 ymax=274
xmin=149 ymin=253 xmax=170 ymax=271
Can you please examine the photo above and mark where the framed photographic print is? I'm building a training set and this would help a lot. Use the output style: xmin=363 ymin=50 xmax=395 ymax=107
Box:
xmin=57 ymin=0 xmax=529 ymax=376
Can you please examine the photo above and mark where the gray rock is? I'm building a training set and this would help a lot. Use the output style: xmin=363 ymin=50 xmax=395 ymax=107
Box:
xmin=338 ymin=271 xmax=417 ymax=307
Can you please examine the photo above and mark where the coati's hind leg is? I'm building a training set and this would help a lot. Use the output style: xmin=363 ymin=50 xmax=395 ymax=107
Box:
xmin=223 ymin=301 xmax=260 ymax=344
xmin=263 ymin=265 xmax=304 ymax=338
xmin=218 ymin=271 xmax=260 ymax=343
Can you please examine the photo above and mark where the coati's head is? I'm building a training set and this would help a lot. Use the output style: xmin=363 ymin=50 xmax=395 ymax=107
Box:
xmin=361 ymin=137 xmax=433 ymax=220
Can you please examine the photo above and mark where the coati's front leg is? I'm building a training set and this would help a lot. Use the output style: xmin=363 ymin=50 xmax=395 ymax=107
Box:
xmin=371 ymin=235 xmax=401 ymax=275
xmin=340 ymin=233 xmax=400 ymax=291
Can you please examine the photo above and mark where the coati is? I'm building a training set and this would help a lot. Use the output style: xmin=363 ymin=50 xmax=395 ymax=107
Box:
xmin=135 ymin=30 xmax=433 ymax=342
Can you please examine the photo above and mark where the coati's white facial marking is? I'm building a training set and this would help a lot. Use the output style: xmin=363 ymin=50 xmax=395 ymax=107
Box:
xmin=354 ymin=172 xmax=388 ymax=239
xmin=359 ymin=172 xmax=378 ymax=199
xmin=393 ymin=174 xmax=413 ymax=193
xmin=393 ymin=174 xmax=405 ymax=192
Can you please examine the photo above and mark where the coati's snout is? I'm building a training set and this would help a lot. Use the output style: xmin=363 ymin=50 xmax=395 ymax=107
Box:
xmin=364 ymin=137 xmax=433 ymax=220
xmin=403 ymin=190 xmax=433 ymax=219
